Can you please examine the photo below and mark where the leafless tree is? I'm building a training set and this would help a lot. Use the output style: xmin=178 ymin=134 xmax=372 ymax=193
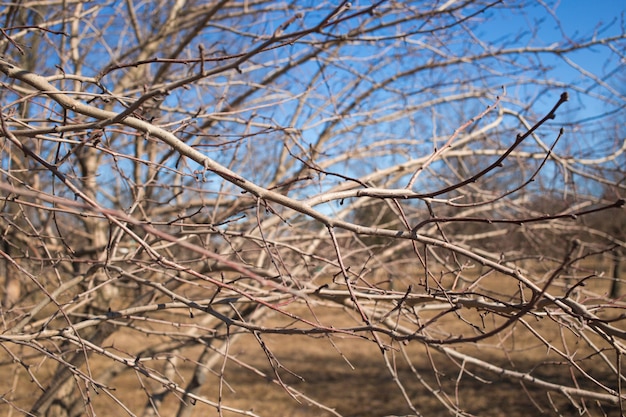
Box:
xmin=0 ymin=1 xmax=624 ymax=416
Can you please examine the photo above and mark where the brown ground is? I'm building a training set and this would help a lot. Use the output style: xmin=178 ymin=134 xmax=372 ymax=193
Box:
xmin=83 ymin=300 xmax=622 ymax=417
xmin=1 ymin=262 xmax=623 ymax=417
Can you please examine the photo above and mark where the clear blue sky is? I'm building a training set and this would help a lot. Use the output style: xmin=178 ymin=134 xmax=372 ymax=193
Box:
xmin=485 ymin=1 xmax=624 ymax=112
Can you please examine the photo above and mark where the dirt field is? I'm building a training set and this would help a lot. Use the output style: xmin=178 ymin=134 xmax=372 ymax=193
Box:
xmin=78 ymin=300 xmax=622 ymax=417
xmin=196 ymin=311 xmax=621 ymax=417
xmin=1 ymin=262 xmax=623 ymax=417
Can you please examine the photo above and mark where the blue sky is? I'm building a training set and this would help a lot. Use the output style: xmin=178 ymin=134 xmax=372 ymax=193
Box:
xmin=9 ymin=0 xmax=620 ymax=202
xmin=483 ymin=1 xmax=624 ymax=115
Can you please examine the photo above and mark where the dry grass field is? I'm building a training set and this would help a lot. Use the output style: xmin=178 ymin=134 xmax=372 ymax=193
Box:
xmin=1 ymin=259 xmax=623 ymax=417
